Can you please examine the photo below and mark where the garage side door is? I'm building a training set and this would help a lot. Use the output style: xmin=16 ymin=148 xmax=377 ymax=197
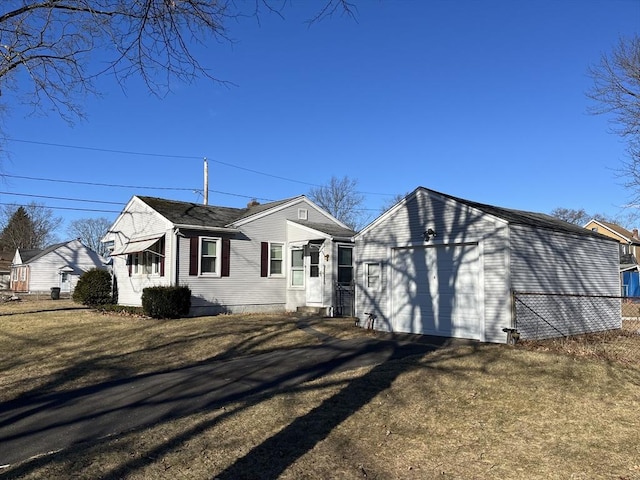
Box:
xmin=391 ymin=244 xmax=481 ymax=340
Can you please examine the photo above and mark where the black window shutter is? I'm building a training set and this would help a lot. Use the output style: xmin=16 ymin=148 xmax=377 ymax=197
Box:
xmin=127 ymin=254 xmax=132 ymax=277
xmin=189 ymin=237 xmax=199 ymax=276
xmin=260 ymin=242 xmax=268 ymax=277
xmin=222 ymin=238 xmax=230 ymax=277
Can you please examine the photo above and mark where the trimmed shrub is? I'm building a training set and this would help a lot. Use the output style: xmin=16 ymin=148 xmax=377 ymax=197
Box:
xmin=72 ymin=268 xmax=113 ymax=306
xmin=141 ymin=286 xmax=191 ymax=319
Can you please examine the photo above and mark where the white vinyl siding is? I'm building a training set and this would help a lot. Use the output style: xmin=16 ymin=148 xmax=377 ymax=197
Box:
xmin=510 ymin=226 xmax=620 ymax=295
xmin=181 ymin=199 xmax=338 ymax=314
xmin=105 ymin=197 xmax=174 ymax=307
xmin=11 ymin=239 xmax=107 ymax=294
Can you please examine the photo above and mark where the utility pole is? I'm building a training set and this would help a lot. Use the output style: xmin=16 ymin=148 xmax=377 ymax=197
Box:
xmin=203 ymin=157 xmax=209 ymax=205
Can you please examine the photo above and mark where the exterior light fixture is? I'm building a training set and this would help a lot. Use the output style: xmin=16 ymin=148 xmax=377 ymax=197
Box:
xmin=423 ymin=228 xmax=437 ymax=241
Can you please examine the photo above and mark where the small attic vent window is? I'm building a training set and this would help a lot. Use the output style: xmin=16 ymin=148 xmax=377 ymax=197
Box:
xmin=298 ymin=208 xmax=308 ymax=220
xmin=591 ymin=227 xmax=598 ymax=232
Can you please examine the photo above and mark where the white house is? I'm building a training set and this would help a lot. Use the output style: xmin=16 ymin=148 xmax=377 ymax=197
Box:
xmin=103 ymin=195 xmax=356 ymax=316
xmin=10 ymin=239 xmax=108 ymax=295
xmin=354 ymin=187 xmax=622 ymax=343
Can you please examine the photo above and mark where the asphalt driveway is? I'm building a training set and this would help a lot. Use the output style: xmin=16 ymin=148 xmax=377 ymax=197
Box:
xmin=0 ymin=319 xmax=456 ymax=469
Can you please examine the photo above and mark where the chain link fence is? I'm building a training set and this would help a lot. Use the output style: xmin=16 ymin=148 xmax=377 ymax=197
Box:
xmin=513 ymin=291 xmax=640 ymax=367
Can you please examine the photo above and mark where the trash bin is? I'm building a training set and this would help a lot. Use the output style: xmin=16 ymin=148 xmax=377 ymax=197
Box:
xmin=50 ymin=287 xmax=61 ymax=300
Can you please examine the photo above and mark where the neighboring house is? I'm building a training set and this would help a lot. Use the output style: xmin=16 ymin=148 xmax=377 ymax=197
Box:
xmin=10 ymin=239 xmax=108 ymax=294
xmin=355 ymin=187 xmax=622 ymax=344
xmin=103 ymin=195 xmax=356 ymax=316
xmin=583 ymin=219 xmax=640 ymax=296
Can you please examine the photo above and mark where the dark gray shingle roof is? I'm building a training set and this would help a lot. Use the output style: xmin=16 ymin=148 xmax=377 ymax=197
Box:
xmin=137 ymin=196 xmax=301 ymax=229
xmin=18 ymin=242 xmax=69 ymax=264
xmin=137 ymin=196 xmax=246 ymax=228
xmin=422 ymin=187 xmax=616 ymax=241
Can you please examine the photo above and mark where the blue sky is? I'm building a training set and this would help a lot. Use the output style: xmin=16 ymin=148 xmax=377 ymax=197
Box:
xmin=2 ymin=0 xmax=639 ymax=236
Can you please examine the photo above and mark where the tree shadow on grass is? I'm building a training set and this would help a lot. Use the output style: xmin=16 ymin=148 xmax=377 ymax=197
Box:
xmin=0 ymin=329 xmax=476 ymax=479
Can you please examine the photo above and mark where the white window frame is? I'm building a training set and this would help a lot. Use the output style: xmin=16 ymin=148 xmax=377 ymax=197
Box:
xmin=365 ymin=262 xmax=381 ymax=291
xmin=290 ymin=247 xmax=304 ymax=288
xmin=298 ymin=208 xmax=308 ymax=220
xmin=269 ymin=242 xmax=284 ymax=277
xmin=200 ymin=237 xmax=222 ymax=276
xmin=130 ymin=240 xmax=162 ymax=276
xmin=132 ymin=251 xmax=160 ymax=275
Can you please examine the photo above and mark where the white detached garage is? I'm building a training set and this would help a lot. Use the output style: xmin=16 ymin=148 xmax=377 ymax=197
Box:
xmin=354 ymin=187 xmax=621 ymax=344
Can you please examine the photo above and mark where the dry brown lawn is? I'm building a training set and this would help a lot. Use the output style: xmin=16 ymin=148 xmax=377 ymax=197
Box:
xmin=1 ymin=298 xmax=639 ymax=480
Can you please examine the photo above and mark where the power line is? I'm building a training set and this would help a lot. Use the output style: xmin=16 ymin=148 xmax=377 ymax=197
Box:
xmin=3 ymin=174 xmax=197 ymax=191
xmin=0 ymin=191 xmax=125 ymax=205
xmin=2 ymin=174 xmax=276 ymax=202
xmin=7 ymin=138 xmax=201 ymax=160
xmin=6 ymin=138 xmax=321 ymax=187
xmin=6 ymin=137 xmax=397 ymax=196
xmin=0 ymin=202 xmax=121 ymax=214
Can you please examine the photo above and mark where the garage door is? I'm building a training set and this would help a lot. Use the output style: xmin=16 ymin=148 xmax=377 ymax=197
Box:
xmin=391 ymin=243 xmax=481 ymax=340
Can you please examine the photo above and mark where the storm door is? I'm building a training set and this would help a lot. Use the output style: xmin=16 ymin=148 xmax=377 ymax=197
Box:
xmin=305 ymin=242 xmax=323 ymax=304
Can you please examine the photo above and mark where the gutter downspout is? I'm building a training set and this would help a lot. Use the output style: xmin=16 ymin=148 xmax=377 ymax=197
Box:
xmin=174 ymin=228 xmax=182 ymax=286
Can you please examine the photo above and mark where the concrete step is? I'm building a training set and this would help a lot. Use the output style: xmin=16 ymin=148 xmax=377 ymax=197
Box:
xmin=296 ymin=306 xmax=329 ymax=316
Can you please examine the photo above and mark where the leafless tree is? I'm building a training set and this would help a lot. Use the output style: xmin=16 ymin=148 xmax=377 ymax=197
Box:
xmin=587 ymin=35 xmax=640 ymax=202
xmin=67 ymin=216 xmax=112 ymax=256
xmin=308 ymin=175 xmax=366 ymax=230
xmin=0 ymin=1 xmax=356 ymax=123
xmin=0 ymin=202 xmax=62 ymax=249
xmin=379 ymin=192 xmax=408 ymax=215
xmin=549 ymin=207 xmax=592 ymax=226
xmin=548 ymin=207 xmax=639 ymax=230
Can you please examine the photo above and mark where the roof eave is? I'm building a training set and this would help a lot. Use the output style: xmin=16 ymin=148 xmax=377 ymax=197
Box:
xmin=174 ymin=224 xmax=240 ymax=234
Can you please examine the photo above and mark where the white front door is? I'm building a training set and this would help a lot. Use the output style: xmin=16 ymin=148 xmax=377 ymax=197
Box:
xmin=60 ymin=272 xmax=72 ymax=293
xmin=306 ymin=244 xmax=323 ymax=304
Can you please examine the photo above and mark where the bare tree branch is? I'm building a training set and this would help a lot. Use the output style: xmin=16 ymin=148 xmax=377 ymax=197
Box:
xmin=68 ymin=216 xmax=112 ymax=256
xmin=0 ymin=1 xmax=356 ymax=123
xmin=308 ymin=175 xmax=366 ymax=230
xmin=587 ymin=35 xmax=640 ymax=208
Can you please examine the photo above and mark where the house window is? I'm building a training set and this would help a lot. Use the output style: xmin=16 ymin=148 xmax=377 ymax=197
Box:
xmin=103 ymin=240 xmax=115 ymax=254
xmin=270 ymin=243 xmax=284 ymax=276
xmin=365 ymin=263 xmax=381 ymax=290
xmin=298 ymin=208 xmax=308 ymax=220
xmin=130 ymin=239 xmax=163 ymax=276
xmin=200 ymin=237 xmax=221 ymax=275
xmin=291 ymin=248 xmax=304 ymax=287
xmin=132 ymin=251 xmax=158 ymax=275
xmin=338 ymin=246 xmax=353 ymax=285
xmin=310 ymin=247 xmax=320 ymax=278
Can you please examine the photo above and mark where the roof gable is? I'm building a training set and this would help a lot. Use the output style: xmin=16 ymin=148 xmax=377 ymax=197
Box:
xmin=426 ymin=188 xmax=598 ymax=238
xmin=585 ymin=219 xmax=640 ymax=244
xmin=15 ymin=240 xmax=96 ymax=265
xmin=358 ymin=186 xmax=614 ymax=241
